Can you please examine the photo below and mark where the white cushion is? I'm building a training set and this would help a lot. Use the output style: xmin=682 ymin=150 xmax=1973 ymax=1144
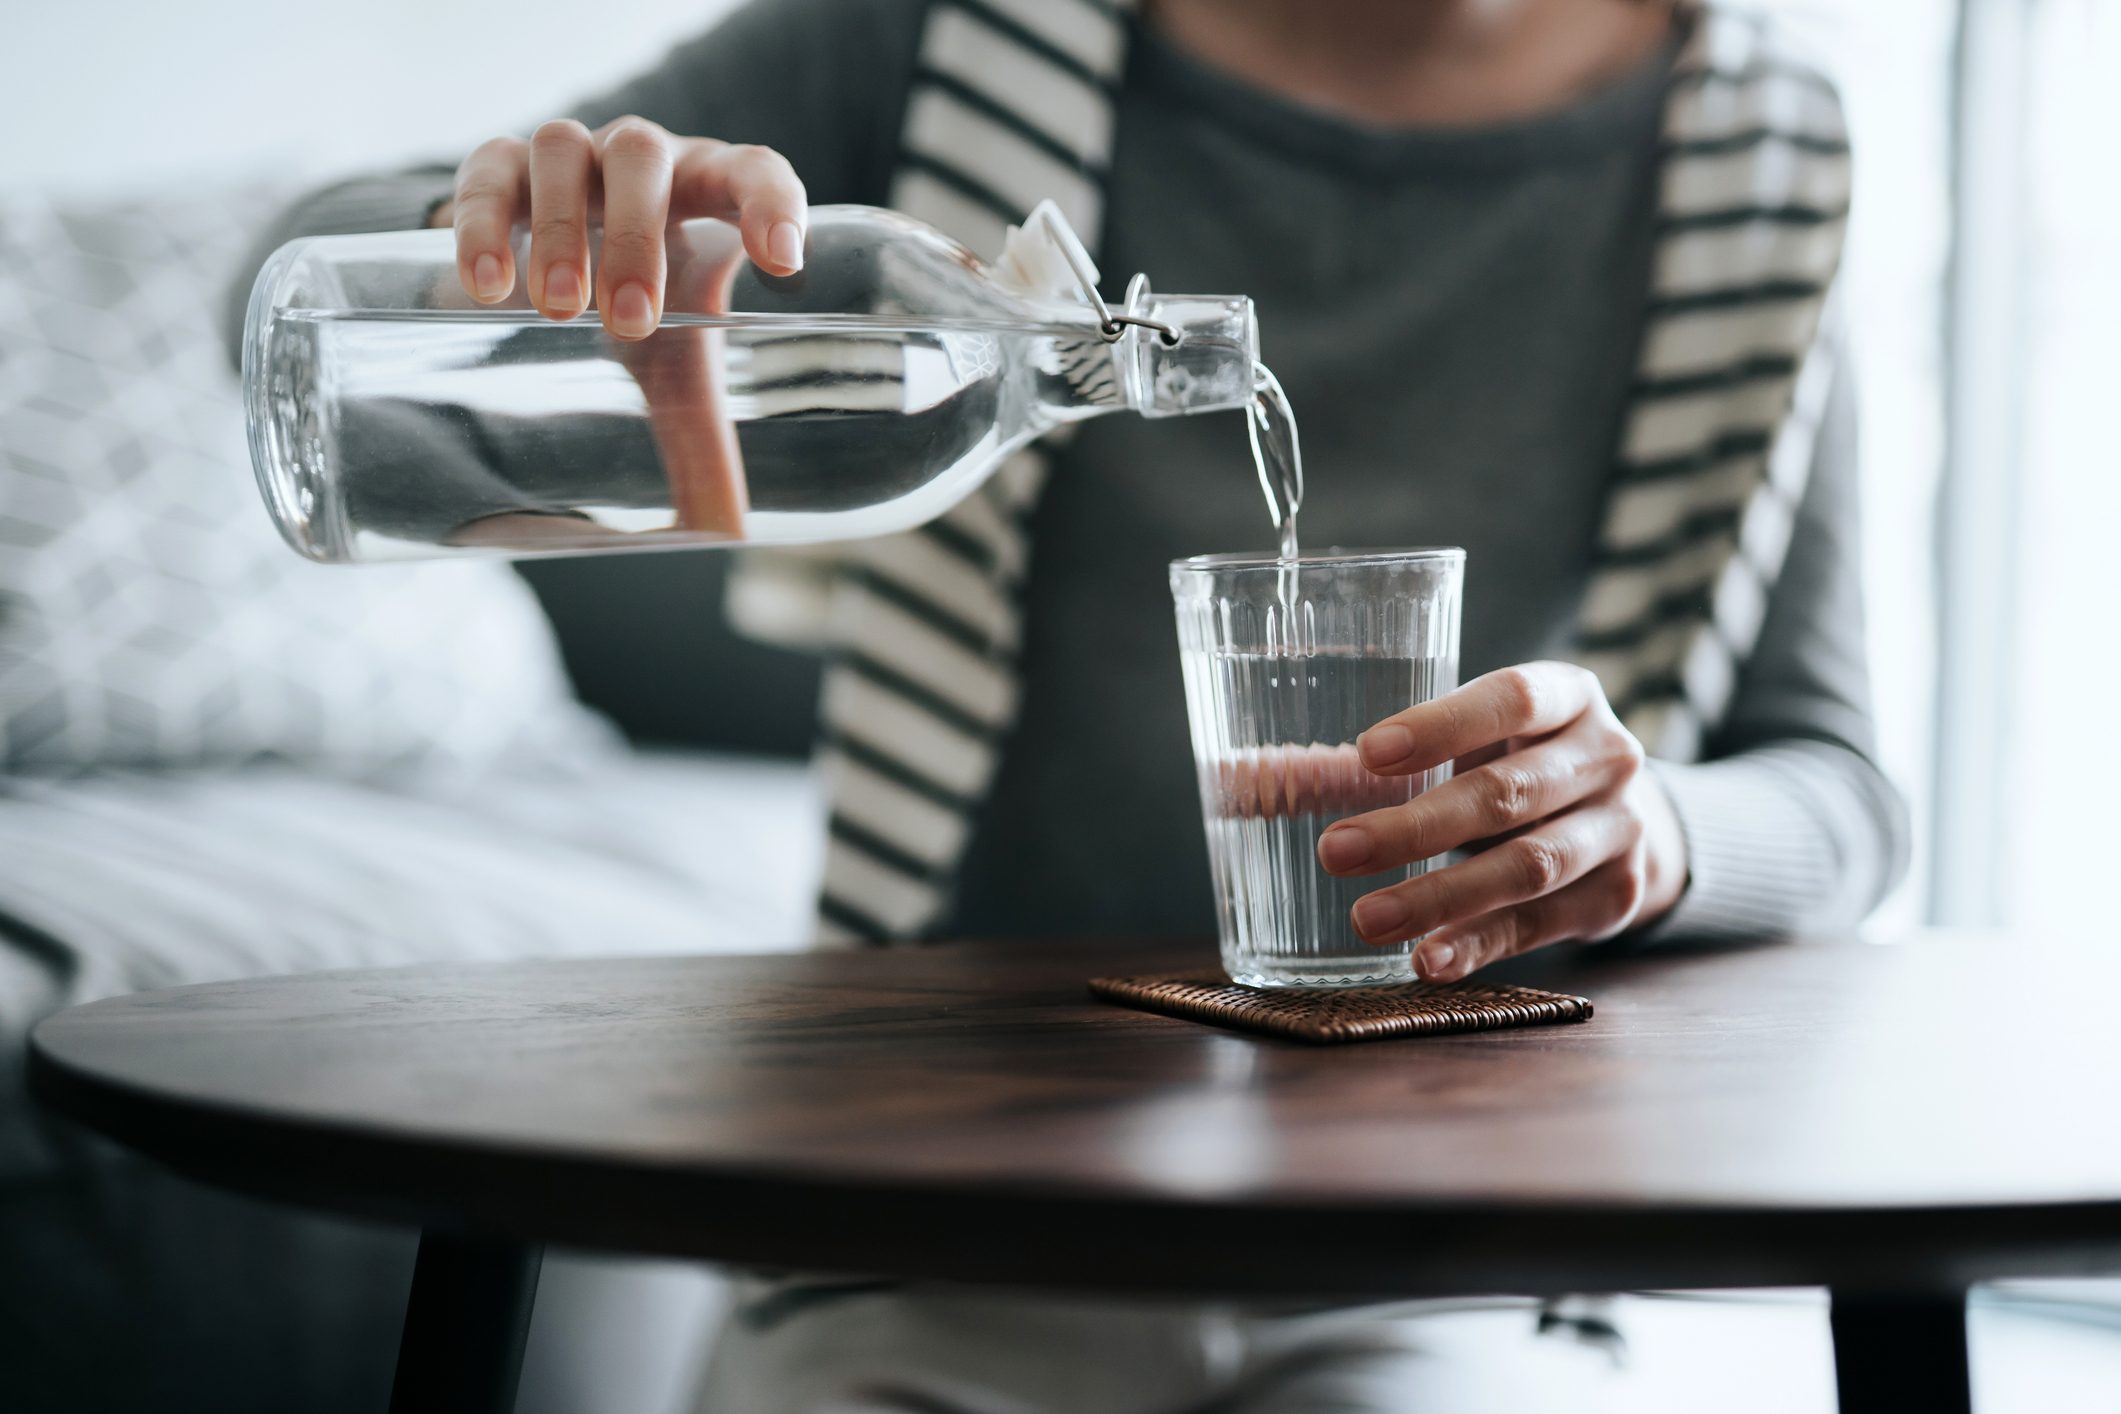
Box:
xmin=0 ymin=185 xmax=611 ymax=774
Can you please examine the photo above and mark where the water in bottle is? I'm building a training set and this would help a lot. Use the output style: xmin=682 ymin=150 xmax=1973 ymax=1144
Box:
xmin=244 ymin=204 xmax=1262 ymax=563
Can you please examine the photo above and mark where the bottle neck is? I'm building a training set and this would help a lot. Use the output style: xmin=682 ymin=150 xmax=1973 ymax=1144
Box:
xmin=1114 ymin=293 xmax=1260 ymax=418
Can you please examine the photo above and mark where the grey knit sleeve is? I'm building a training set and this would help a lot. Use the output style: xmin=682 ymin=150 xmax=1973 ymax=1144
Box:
xmin=1645 ymin=348 xmax=1912 ymax=938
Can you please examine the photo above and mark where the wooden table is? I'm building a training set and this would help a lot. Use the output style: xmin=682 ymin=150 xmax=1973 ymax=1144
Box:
xmin=28 ymin=936 xmax=2121 ymax=1413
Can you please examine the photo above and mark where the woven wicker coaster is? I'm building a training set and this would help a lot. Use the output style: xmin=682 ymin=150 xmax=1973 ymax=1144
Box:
xmin=1088 ymin=972 xmax=1593 ymax=1045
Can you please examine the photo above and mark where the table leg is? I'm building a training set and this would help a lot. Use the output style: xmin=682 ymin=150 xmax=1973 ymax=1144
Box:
xmin=388 ymin=1232 xmax=545 ymax=1414
xmin=1828 ymin=1288 xmax=1971 ymax=1414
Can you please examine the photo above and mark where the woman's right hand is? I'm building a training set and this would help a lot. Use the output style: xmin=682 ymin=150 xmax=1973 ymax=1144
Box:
xmin=432 ymin=116 xmax=808 ymax=341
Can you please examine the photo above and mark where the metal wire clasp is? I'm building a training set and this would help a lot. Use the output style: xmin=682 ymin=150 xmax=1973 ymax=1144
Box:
xmin=1102 ymin=309 xmax=1183 ymax=346
xmin=1040 ymin=211 xmax=1182 ymax=347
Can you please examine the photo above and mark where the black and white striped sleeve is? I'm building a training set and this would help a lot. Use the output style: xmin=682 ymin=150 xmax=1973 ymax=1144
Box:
xmin=1646 ymin=350 xmax=1912 ymax=938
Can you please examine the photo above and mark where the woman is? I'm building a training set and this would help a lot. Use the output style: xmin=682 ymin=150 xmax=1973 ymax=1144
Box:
xmin=248 ymin=0 xmax=1906 ymax=1404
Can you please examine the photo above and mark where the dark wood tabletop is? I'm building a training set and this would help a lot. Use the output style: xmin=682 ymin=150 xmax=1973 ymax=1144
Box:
xmin=28 ymin=935 xmax=2121 ymax=1302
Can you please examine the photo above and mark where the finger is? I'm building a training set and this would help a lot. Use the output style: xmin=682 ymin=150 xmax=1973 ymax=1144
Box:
xmin=525 ymin=119 xmax=596 ymax=320
xmin=592 ymin=118 xmax=677 ymax=339
xmin=1357 ymin=663 xmax=1601 ymax=777
xmin=452 ymin=136 xmax=528 ymax=304
xmin=1413 ymin=852 xmax=1650 ymax=982
xmin=1348 ymin=798 xmax=1644 ymax=946
xmin=1319 ymin=714 xmax=1642 ymax=875
xmin=1220 ymin=743 xmax=1414 ymax=822
xmin=671 ymin=141 xmax=808 ymax=275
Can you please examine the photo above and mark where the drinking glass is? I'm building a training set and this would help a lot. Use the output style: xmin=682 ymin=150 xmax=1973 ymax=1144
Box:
xmin=1171 ymin=549 xmax=1464 ymax=987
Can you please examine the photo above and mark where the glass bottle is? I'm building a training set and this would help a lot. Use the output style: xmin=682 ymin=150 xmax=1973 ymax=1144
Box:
xmin=243 ymin=202 xmax=1259 ymax=563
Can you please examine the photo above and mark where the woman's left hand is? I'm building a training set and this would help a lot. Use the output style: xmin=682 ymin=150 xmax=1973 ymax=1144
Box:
xmin=1317 ymin=661 xmax=1689 ymax=981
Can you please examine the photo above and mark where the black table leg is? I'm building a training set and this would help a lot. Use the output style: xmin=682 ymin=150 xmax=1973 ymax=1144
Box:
xmin=1829 ymin=1288 xmax=1971 ymax=1414
xmin=388 ymin=1232 xmax=545 ymax=1414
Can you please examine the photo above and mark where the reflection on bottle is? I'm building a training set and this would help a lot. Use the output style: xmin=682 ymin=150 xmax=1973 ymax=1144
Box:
xmin=630 ymin=232 xmax=749 ymax=540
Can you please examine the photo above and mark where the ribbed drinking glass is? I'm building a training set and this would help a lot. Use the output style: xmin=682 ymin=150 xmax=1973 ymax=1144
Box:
xmin=1171 ymin=549 xmax=1464 ymax=987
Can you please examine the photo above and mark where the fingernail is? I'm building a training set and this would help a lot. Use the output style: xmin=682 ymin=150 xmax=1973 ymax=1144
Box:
xmin=768 ymin=220 xmax=804 ymax=272
xmin=1352 ymin=893 xmax=1408 ymax=941
xmin=544 ymin=263 xmax=582 ymax=315
xmin=1417 ymin=941 xmax=1457 ymax=978
xmin=1359 ymin=725 xmax=1413 ymax=769
xmin=1317 ymin=826 xmax=1372 ymax=872
xmin=472 ymin=253 xmax=506 ymax=301
xmin=611 ymin=281 xmax=656 ymax=338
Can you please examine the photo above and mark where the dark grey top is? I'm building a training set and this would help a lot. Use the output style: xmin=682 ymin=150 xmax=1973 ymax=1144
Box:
xmin=236 ymin=0 xmax=1908 ymax=940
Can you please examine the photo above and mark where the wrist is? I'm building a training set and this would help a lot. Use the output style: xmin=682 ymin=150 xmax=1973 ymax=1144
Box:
xmin=1632 ymin=770 xmax=1690 ymax=925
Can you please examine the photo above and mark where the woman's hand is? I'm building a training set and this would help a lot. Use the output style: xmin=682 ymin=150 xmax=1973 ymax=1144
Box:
xmin=431 ymin=116 xmax=808 ymax=340
xmin=1317 ymin=662 xmax=1688 ymax=981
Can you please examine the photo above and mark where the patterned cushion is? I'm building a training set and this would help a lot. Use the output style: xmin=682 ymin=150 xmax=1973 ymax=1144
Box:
xmin=0 ymin=186 xmax=612 ymax=773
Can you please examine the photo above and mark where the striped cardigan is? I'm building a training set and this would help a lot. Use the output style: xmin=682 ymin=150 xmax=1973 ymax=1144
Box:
xmin=723 ymin=0 xmax=1852 ymax=946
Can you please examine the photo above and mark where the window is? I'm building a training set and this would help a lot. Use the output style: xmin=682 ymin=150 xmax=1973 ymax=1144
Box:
xmin=1756 ymin=0 xmax=1954 ymax=930
xmin=1999 ymin=0 xmax=2121 ymax=934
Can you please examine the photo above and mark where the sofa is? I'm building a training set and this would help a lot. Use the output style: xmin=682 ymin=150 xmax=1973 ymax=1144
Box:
xmin=0 ymin=183 xmax=827 ymax=1413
